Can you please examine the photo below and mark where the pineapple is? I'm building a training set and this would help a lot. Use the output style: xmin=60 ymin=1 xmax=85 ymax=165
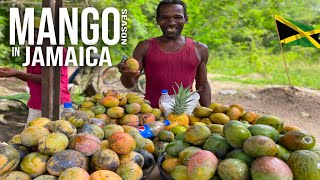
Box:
xmin=167 ymin=83 xmax=197 ymax=126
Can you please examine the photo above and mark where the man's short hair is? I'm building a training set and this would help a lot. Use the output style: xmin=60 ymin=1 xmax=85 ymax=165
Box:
xmin=156 ymin=0 xmax=187 ymax=18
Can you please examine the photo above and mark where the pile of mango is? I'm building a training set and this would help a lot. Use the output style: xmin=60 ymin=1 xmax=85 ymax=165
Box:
xmin=0 ymin=117 xmax=158 ymax=179
xmin=1 ymin=89 xmax=319 ymax=180
xmin=157 ymin=103 xmax=320 ymax=180
xmin=77 ymin=90 xmax=163 ymax=127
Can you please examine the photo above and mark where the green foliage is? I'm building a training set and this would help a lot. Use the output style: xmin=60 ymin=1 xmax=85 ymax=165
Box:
xmin=0 ymin=10 xmax=11 ymax=66
xmin=182 ymin=0 xmax=320 ymax=89
xmin=0 ymin=0 xmax=319 ymax=88
xmin=0 ymin=5 xmax=27 ymax=68
xmin=208 ymin=47 xmax=320 ymax=89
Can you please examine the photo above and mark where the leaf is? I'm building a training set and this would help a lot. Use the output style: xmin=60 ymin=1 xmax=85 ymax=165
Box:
xmin=0 ymin=93 xmax=30 ymax=105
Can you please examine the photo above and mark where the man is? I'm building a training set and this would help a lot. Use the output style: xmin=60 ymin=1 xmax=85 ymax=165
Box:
xmin=118 ymin=0 xmax=211 ymax=108
xmin=0 ymin=17 xmax=70 ymax=123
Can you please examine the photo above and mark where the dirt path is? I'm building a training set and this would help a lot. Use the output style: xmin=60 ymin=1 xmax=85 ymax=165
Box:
xmin=1 ymin=75 xmax=319 ymax=144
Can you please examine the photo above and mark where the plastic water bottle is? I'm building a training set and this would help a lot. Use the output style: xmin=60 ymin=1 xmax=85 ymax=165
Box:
xmin=138 ymin=120 xmax=171 ymax=139
xmin=158 ymin=89 xmax=171 ymax=111
xmin=61 ymin=102 xmax=75 ymax=119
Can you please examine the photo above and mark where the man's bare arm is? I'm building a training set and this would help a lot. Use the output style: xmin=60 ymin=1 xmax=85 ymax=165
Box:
xmin=195 ymin=43 xmax=211 ymax=107
xmin=0 ymin=67 xmax=41 ymax=83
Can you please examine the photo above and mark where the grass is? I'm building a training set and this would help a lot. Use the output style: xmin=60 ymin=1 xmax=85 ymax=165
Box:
xmin=207 ymin=47 xmax=320 ymax=90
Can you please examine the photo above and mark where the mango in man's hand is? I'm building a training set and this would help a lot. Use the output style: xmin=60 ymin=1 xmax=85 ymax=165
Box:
xmin=125 ymin=57 xmax=139 ymax=71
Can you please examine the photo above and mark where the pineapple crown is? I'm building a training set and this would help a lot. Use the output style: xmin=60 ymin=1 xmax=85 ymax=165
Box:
xmin=170 ymin=82 xmax=197 ymax=115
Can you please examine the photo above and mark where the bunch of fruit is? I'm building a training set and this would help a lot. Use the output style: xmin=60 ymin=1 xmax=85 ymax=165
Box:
xmin=157 ymin=102 xmax=320 ymax=180
xmin=162 ymin=83 xmax=259 ymax=128
xmin=77 ymin=90 xmax=163 ymax=127
xmin=0 ymin=110 xmax=158 ymax=179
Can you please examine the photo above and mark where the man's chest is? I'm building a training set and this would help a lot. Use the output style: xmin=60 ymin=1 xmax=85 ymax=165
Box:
xmin=158 ymin=41 xmax=185 ymax=52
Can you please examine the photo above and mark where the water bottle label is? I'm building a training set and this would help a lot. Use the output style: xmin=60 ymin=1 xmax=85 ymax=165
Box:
xmin=138 ymin=125 xmax=154 ymax=139
xmin=138 ymin=126 xmax=145 ymax=131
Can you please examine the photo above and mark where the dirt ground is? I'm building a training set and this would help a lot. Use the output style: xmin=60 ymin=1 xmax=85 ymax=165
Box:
xmin=0 ymin=73 xmax=319 ymax=179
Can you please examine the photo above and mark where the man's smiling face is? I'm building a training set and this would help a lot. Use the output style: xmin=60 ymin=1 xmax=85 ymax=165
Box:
xmin=156 ymin=4 xmax=188 ymax=39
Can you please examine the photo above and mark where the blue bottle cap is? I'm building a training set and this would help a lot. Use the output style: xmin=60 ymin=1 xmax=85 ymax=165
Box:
xmin=163 ymin=120 xmax=171 ymax=126
xmin=161 ymin=89 xmax=168 ymax=94
xmin=63 ymin=102 xmax=73 ymax=108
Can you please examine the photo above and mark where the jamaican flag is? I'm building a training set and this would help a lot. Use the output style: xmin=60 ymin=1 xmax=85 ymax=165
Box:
xmin=274 ymin=15 xmax=320 ymax=48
